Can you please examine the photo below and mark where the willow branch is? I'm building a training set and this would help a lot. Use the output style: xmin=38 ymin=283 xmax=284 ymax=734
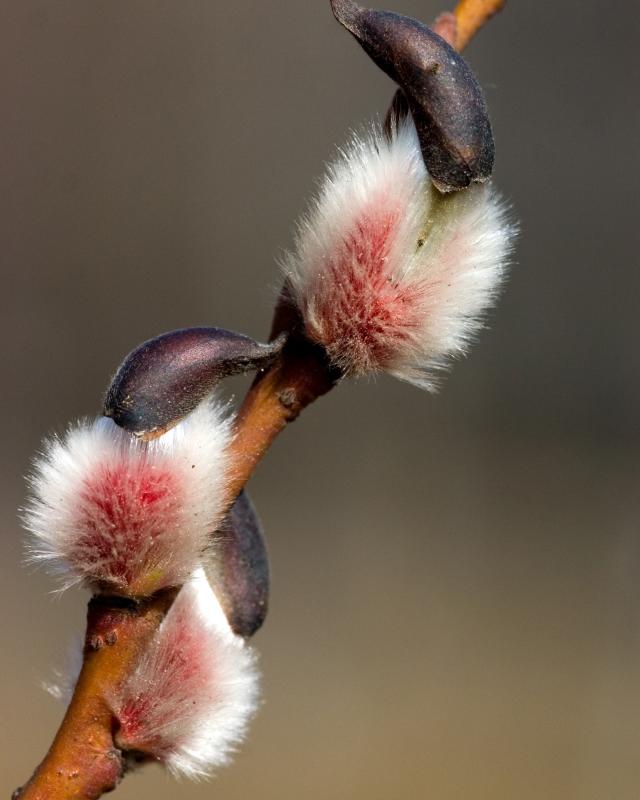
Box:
xmin=15 ymin=2 xmax=505 ymax=797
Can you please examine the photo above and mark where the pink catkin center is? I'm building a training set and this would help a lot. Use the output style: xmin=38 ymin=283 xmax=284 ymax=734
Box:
xmin=308 ymin=195 xmax=424 ymax=372
xmin=117 ymin=603 xmax=216 ymax=756
xmin=73 ymin=459 xmax=181 ymax=585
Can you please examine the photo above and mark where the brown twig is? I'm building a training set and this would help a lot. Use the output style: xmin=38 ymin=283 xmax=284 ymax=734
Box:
xmin=15 ymin=1 xmax=505 ymax=797
xmin=222 ymin=298 xmax=340 ymax=508
xmin=454 ymin=0 xmax=506 ymax=50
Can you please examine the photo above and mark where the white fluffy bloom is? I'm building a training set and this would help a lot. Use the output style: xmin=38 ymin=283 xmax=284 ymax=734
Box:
xmin=112 ymin=569 xmax=259 ymax=778
xmin=284 ymin=116 xmax=516 ymax=389
xmin=23 ymin=400 xmax=232 ymax=596
xmin=42 ymin=637 xmax=83 ymax=705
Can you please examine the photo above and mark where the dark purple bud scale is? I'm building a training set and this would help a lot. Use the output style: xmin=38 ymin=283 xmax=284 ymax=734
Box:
xmin=209 ymin=490 xmax=270 ymax=638
xmin=104 ymin=327 xmax=286 ymax=437
xmin=331 ymin=0 xmax=494 ymax=191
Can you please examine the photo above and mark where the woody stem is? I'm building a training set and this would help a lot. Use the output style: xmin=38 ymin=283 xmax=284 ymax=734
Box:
xmin=14 ymin=2 xmax=504 ymax=797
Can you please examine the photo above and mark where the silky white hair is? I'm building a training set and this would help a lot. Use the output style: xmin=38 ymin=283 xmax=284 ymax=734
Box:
xmin=23 ymin=400 xmax=232 ymax=595
xmin=284 ymin=116 xmax=516 ymax=390
xmin=112 ymin=568 xmax=260 ymax=779
xmin=41 ymin=636 xmax=83 ymax=706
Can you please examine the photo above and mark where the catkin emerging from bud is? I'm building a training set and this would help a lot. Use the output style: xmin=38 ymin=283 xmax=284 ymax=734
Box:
xmin=112 ymin=569 xmax=260 ymax=778
xmin=284 ymin=116 xmax=515 ymax=390
xmin=24 ymin=400 xmax=232 ymax=596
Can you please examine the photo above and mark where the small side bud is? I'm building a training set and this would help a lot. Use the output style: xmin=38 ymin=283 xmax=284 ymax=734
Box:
xmin=208 ymin=490 xmax=270 ymax=638
xmin=111 ymin=569 xmax=260 ymax=779
xmin=105 ymin=327 xmax=286 ymax=438
xmin=24 ymin=401 xmax=232 ymax=596
xmin=430 ymin=11 xmax=457 ymax=46
xmin=330 ymin=0 xmax=494 ymax=191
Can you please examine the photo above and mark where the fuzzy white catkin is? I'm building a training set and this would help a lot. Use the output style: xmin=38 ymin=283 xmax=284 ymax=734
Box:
xmin=112 ymin=568 xmax=260 ymax=778
xmin=284 ymin=115 xmax=516 ymax=390
xmin=23 ymin=399 xmax=232 ymax=596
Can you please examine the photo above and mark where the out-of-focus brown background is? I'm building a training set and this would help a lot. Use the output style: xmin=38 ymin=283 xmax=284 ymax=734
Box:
xmin=2 ymin=1 xmax=639 ymax=797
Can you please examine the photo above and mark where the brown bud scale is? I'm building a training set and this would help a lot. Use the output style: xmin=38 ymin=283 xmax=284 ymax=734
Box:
xmin=104 ymin=327 xmax=286 ymax=437
xmin=208 ymin=490 xmax=270 ymax=638
xmin=331 ymin=0 xmax=494 ymax=191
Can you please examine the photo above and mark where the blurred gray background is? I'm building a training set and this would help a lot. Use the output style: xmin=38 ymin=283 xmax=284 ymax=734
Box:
xmin=1 ymin=1 xmax=639 ymax=798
